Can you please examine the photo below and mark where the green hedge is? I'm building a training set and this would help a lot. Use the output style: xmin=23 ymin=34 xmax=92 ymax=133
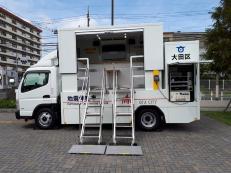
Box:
xmin=202 ymin=111 xmax=231 ymax=126
xmin=0 ymin=99 xmax=16 ymax=108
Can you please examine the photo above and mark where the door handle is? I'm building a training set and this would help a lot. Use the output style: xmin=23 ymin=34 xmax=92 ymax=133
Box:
xmin=43 ymin=95 xmax=50 ymax=98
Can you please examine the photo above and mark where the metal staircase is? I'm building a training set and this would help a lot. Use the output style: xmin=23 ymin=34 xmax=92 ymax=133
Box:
xmin=112 ymin=55 xmax=144 ymax=145
xmin=78 ymin=59 xmax=106 ymax=144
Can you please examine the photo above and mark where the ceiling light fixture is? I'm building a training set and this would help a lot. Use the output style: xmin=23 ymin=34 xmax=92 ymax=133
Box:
xmin=96 ymin=34 xmax=101 ymax=40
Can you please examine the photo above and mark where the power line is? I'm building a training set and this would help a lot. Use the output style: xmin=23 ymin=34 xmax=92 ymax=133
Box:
xmin=31 ymin=10 xmax=210 ymax=25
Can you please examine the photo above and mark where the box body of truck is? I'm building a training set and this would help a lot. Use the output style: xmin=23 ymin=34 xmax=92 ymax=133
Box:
xmin=15 ymin=24 xmax=200 ymax=131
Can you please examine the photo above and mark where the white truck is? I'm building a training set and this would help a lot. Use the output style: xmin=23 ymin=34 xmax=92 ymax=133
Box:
xmin=15 ymin=24 xmax=200 ymax=144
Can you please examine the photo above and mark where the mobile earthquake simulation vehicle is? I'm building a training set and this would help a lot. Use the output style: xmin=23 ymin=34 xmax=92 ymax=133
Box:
xmin=15 ymin=24 xmax=200 ymax=145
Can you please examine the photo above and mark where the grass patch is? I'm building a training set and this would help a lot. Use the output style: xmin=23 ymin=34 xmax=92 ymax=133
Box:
xmin=0 ymin=99 xmax=16 ymax=108
xmin=202 ymin=111 xmax=231 ymax=126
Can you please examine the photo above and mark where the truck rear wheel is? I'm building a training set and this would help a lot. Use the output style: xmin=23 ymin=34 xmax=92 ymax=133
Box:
xmin=35 ymin=108 xmax=56 ymax=129
xmin=137 ymin=108 xmax=161 ymax=131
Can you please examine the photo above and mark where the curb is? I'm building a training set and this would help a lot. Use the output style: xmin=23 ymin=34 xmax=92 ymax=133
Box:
xmin=0 ymin=108 xmax=16 ymax=113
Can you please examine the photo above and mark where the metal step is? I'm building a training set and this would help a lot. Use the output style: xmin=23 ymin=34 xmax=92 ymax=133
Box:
xmin=90 ymin=90 xmax=102 ymax=93
xmin=132 ymin=65 xmax=144 ymax=68
xmin=116 ymin=123 xmax=132 ymax=128
xmin=116 ymin=112 xmax=132 ymax=116
xmin=78 ymin=76 xmax=88 ymax=80
xmin=116 ymin=89 xmax=130 ymax=93
xmin=133 ymin=75 xmax=145 ymax=78
xmin=116 ymin=135 xmax=133 ymax=139
xmin=78 ymin=67 xmax=87 ymax=70
xmin=116 ymin=105 xmax=131 ymax=107
xmin=86 ymin=112 xmax=101 ymax=116
xmin=85 ymin=124 xmax=101 ymax=128
xmin=88 ymin=105 xmax=101 ymax=107
xmin=82 ymin=134 xmax=99 ymax=138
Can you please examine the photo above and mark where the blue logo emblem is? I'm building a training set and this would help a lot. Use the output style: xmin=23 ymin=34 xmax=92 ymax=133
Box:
xmin=176 ymin=46 xmax=185 ymax=53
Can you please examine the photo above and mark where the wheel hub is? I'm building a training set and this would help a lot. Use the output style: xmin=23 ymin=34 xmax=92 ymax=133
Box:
xmin=39 ymin=112 xmax=52 ymax=127
xmin=141 ymin=112 xmax=156 ymax=128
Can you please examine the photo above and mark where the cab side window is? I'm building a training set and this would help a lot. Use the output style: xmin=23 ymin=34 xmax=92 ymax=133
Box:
xmin=21 ymin=72 xmax=49 ymax=92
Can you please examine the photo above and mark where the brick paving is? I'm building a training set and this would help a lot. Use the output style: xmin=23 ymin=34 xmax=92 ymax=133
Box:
xmin=0 ymin=112 xmax=231 ymax=173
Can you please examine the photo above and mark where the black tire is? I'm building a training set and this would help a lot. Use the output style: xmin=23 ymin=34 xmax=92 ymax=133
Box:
xmin=137 ymin=108 xmax=161 ymax=131
xmin=35 ymin=108 xmax=56 ymax=129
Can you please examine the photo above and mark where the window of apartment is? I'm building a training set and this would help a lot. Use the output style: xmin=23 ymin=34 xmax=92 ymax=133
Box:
xmin=0 ymin=39 xmax=6 ymax=44
xmin=12 ymin=43 xmax=17 ymax=48
xmin=22 ymin=46 xmax=26 ymax=51
xmin=30 ymin=48 xmax=33 ymax=52
xmin=22 ymin=53 xmax=26 ymax=57
xmin=22 ymin=24 xmax=26 ymax=29
xmin=12 ymin=19 xmax=16 ymax=25
xmin=30 ymin=28 xmax=33 ymax=33
xmin=1 ymin=31 xmax=6 ymax=36
xmin=0 ymin=13 xmax=6 ymax=19
xmin=1 ymin=56 xmax=6 ymax=61
xmin=30 ymin=42 xmax=34 ymax=46
xmin=12 ymin=27 xmax=17 ymax=32
xmin=36 ymin=50 xmax=40 ymax=54
xmin=37 ymin=32 xmax=40 ymax=36
xmin=21 ymin=31 xmax=26 ymax=36
xmin=0 ymin=20 xmax=6 ymax=27
xmin=1 ymin=48 xmax=6 ymax=53
xmin=12 ymin=35 xmax=17 ymax=40
xmin=30 ymin=35 xmax=34 ymax=39
xmin=22 ymin=39 xmax=26 ymax=44
xmin=37 ymin=44 xmax=39 ymax=48
xmin=37 ymin=38 xmax=40 ymax=42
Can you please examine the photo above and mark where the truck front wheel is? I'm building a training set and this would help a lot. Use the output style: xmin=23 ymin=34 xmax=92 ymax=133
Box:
xmin=137 ymin=109 xmax=161 ymax=131
xmin=35 ymin=108 xmax=56 ymax=129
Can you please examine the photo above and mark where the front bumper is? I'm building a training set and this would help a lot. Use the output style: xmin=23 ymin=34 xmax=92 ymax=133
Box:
xmin=15 ymin=110 xmax=34 ymax=120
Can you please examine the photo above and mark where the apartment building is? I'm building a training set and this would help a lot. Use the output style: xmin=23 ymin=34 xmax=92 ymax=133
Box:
xmin=0 ymin=7 xmax=42 ymax=89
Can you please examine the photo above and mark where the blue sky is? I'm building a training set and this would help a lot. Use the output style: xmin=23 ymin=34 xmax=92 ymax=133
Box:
xmin=0 ymin=0 xmax=220 ymax=53
xmin=0 ymin=0 xmax=220 ymax=31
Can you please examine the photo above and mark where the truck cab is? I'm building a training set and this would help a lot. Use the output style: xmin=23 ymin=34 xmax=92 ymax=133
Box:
xmin=15 ymin=51 xmax=60 ymax=129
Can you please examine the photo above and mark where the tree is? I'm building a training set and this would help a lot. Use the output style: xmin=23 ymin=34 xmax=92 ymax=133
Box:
xmin=204 ymin=0 xmax=231 ymax=99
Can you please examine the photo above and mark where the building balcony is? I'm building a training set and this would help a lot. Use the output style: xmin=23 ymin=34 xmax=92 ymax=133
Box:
xmin=0 ymin=32 xmax=41 ymax=51
xmin=0 ymin=57 xmax=31 ymax=67
xmin=0 ymin=18 xmax=41 ymax=39
xmin=0 ymin=25 xmax=41 ymax=44
xmin=0 ymin=43 xmax=40 ymax=57
xmin=0 ymin=51 xmax=16 ymax=58
xmin=0 ymin=51 xmax=39 ymax=62
xmin=17 ymin=60 xmax=32 ymax=67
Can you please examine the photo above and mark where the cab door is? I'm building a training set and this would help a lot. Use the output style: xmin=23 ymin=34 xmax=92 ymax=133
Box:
xmin=18 ymin=70 xmax=52 ymax=117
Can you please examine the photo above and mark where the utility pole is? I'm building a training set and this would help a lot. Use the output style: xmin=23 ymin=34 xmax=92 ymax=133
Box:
xmin=111 ymin=0 xmax=114 ymax=25
xmin=87 ymin=6 xmax=90 ymax=27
